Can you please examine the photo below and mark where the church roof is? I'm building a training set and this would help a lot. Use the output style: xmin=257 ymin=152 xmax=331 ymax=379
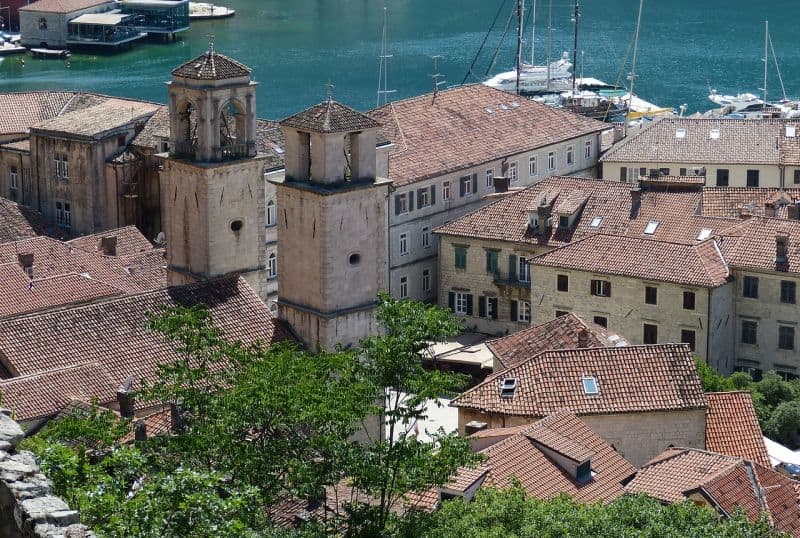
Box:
xmin=280 ymin=99 xmax=381 ymax=134
xmin=172 ymin=49 xmax=251 ymax=81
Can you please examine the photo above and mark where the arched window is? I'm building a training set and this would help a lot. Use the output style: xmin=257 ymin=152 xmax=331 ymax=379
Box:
xmin=267 ymin=252 xmax=277 ymax=278
xmin=266 ymin=200 xmax=276 ymax=227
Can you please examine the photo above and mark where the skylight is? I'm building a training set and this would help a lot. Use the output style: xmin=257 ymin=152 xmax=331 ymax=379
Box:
xmin=500 ymin=378 xmax=517 ymax=398
xmin=697 ymin=228 xmax=713 ymax=241
xmin=644 ymin=220 xmax=659 ymax=234
xmin=589 ymin=216 xmax=603 ymax=227
xmin=709 ymin=128 xmax=721 ymax=139
xmin=675 ymin=128 xmax=686 ymax=139
xmin=787 ymin=125 xmax=797 ymax=138
xmin=582 ymin=376 xmax=599 ymax=395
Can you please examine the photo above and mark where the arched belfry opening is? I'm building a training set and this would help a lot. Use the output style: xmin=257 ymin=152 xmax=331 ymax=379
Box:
xmin=167 ymin=40 xmax=257 ymax=162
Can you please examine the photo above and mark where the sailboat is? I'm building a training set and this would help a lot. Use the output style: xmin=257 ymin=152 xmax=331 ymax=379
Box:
xmin=483 ymin=0 xmax=573 ymax=94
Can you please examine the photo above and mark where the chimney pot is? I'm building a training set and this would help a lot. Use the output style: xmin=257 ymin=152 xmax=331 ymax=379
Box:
xmin=577 ymin=329 xmax=589 ymax=348
xmin=776 ymin=233 xmax=790 ymax=264
xmin=134 ymin=420 xmax=147 ymax=442
xmin=116 ymin=376 xmax=135 ymax=418
xmin=100 ymin=235 xmax=117 ymax=256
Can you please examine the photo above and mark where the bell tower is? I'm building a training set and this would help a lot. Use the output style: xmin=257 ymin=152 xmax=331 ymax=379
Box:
xmin=273 ymin=97 xmax=391 ymax=350
xmin=159 ymin=44 xmax=267 ymax=298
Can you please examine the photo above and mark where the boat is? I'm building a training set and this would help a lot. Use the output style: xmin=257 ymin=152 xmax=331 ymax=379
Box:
xmin=708 ymin=90 xmax=764 ymax=112
xmin=0 ymin=40 xmax=25 ymax=56
xmin=30 ymin=48 xmax=71 ymax=59
xmin=188 ymin=2 xmax=235 ymax=20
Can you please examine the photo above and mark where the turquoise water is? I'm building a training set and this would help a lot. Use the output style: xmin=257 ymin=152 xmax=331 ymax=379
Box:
xmin=1 ymin=0 xmax=798 ymax=118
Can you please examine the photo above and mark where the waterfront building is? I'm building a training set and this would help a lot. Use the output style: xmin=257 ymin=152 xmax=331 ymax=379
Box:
xmin=601 ymin=118 xmax=800 ymax=188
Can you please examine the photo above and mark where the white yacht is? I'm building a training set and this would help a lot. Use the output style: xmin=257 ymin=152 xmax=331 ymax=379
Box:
xmin=484 ymin=52 xmax=572 ymax=93
xmin=708 ymin=90 xmax=764 ymax=112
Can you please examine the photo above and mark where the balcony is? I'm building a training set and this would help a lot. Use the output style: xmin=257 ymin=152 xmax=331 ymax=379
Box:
xmin=66 ymin=14 xmax=146 ymax=46
xmin=492 ymin=271 xmax=531 ymax=289
xmin=170 ymin=141 xmax=255 ymax=163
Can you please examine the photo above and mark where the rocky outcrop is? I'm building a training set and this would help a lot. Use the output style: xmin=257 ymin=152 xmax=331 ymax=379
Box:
xmin=0 ymin=410 xmax=94 ymax=538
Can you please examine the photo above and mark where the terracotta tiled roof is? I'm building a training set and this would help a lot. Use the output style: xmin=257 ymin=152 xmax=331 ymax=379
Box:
xmin=706 ymin=392 xmax=771 ymax=468
xmin=780 ymin=124 xmax=800 ymax=166
xmin=19 ymin=0 xmax=109 ymax=12
xmin=626 ymin=448 xmax=800 ymax=536
xmin=451 ymin=344 xmax=707 ymax=417
xmin=130 ymin=105 xmax=169 ymax=149
xmin=370 ymin=85 xmax=606 ymax=186
xmin=0 ymin=198 xmax=38 ymax=243
xmin=281 ymin=99 xmax=381 ymax=134
xmin=0 ymin=264 xmax=123 ymax=319
xmin=487 ymin=313 xmax=629 ymax=369
xmin=721 ymin=217 xmax=800 ymax=274
xmin=172 ymin=50 xmax=252 ymax=80
xmin=638 ymin=175 xmax=706 ymax=188
xmin=68 ymin=225 xmax=154 ymax=257
xmin=255 ymin=119 xmax=288 ymax=172
xmin=601 ymin=118 xmax=787 ymax=165
xmin=0 ymin=91 xmax=75 ymax=137
xmin=702 ymin=188 xmax=800 ymax=219
xmin=530 ymin=233 xmax=730 ymax=288
xmin=0 ymin=139 xmax=31 ymax=152
xmin=32 ymin=99 xmax=160 ymax=139
xmin=417 ymin=412 xmax=635 ymax=511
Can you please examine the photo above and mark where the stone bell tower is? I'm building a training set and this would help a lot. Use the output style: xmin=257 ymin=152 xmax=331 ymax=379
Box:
xmin=159 ymin=44 xmax=267 ymax=298
xmin=273 ymin=97 xmax=391 ymax=350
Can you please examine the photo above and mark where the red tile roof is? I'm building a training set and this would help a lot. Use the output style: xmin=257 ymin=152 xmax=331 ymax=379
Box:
xmin=487 ymin=313 xmax=629 ymax=369
xmin=720 ymin=217 xmax=800 ymax=275
xmin=19 ymin=0 xmax=110 ymax=12
xmin=172 ymin=50 xmax=251 ymax=80
xmin=0 ymin=91 xmax=75 ymax=137
xmin=68 ymin=225 xmax=155 ymax=257
xmin=452 ymin=344 xmax=707 ymax=417
xmin=702 ymin=188 xmax=800 ymax=219
xmin=530 ymin=233 xmax=730 ymax=288
xmin=626 ymin=448 xmax=800 ymax=536
xmin=370 ymin=85 xmax=606 ymax=186
xmin=706 ymin=392 xmax=771 ymax=468
xmin=281 ymin=100 xmax=381 ymax=134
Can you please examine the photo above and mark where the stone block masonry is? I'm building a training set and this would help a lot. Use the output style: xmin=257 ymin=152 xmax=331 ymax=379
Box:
xmin=0 ymin=410 xmax=94 ymax=538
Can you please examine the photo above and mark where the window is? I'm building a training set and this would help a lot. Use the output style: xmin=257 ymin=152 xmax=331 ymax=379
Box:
xmin=442 ymin=181 xmax=451 ymax=200
xmin=267 ymin=253 xmax=277 ymax=278
xmin=558 ymin=215 xmax=569 ymax=229
xmin=117 ymin=135 xmax=126 ymax=147
xmin=266 ymin=200 xmax=276 ymax=226
xmin=743 ymin=276 xmax=759 ymax=298
xmin=9 ymin=166 xmax=18 ymax=189
xmin=794 ymin=170 xmax=800 ymax=184
xmin=582 ymin=376 xmax=599 ymax=395
xmin=518 ymin=300 xmax=531 ymax=322
xmin=741 ymin=320 xmax=758 ymax=345
xmin=422 ymin=269 xmax=431 ymax=293
xmin=659 ymin=168 xmax=670 ymax=176
xmin=349 ymin=253 xmax=361 ymax=266
xmin=683 ymin=291 xmax=696 ymax=310
xmin=421 ymin=227 xmax=430 ymax=249
xmin=593 ymin=316 xmax=608 ymax=328
xmin=53 ymin=153 xmax=69 ymax=180
xmin=450 ymin=292 xmax=472 ymax=316
xmin=643 ymin=323 xmax=658 ymax=345
xmin=63 ymin=202 xmax=71 ymax=228
xmin=734 ymin=366 xmax=763 ymax=381
xmin=460 ymin=174 xmax=476 ymax=196
xmin=485 ymin=168 xmax=494 ymax=187
xmin=590 ymin=279 xmax=611 ymax=297
xmin=589 ymin=216 xmax=603 ymax=228
xmin=584 ymin=140 xmax=592 ymax=159
xmin=681 ymin=329 xmax=696 ymax=351
xmin=548 ymin=151 xmax=555 ymax=171
xmin=645 ymin=286 xmax=658 ymax=305
xmin=454 ymin=246 xmax=467 ymax=269
xmin=776 ymin=371 xmax=797 ymax=381
xmin=529 ymin=156 xmax=537 ymax=176
xmin=38 ymin=17 xmax=47 ymax=29
xmin=399 ymin=276 xmax=408 ymax=299
xmin=508 ymin=162 xmax=518 ymax=183
xmin=485 ymin=250 xmax=498 ymax=273
xmin=746 ymin=169 xmax=760 ymax=187
xmin=779 ymin=326 xmax=795 ymax=350
xmin=394 ymin=193 xmax=408 ymax=215
xmin=55 ymin=201 xmax=71 ymax=228
xmin=781 ymin=281 xmax=796 ymax=304
xmin=417 ymin=188 xmax=429 ymax=208
xmin=557 ymin=274 xmax=569 ymax=292
xmin=644 ymin=220 xmax=659 ymax=235
xmin=716 ymin=169 xmax=729 ymax=187
xmin=399 ymin=233 xmax=408 ymax=256
xmin=566 ymin=145 xmax=574 ymax=165
xmin=518 ymin=256 xmax=530 ymax=283
xmin=479 ymin=296 xmax=498 ymax=319
xmin=230 ymin=219 xmax=243 ymax=232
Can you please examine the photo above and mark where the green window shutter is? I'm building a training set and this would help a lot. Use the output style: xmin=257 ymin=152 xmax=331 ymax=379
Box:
xmin=394 ymin=194 xmax=401 ymax=215
xmin=472 ymin=173 xmax=478 ymax=194
xmin=466 ymin=294 xmax=474 ymax=316
xmin=485 ymin=251 xmax=492 ymax=272
xmin=619 ymin=167 xmax=627 ymax=181
xmin=508 ymin=254 xmax=517 ymax=280
xmin=478 ymin=296 xmax=486 ymax=318
xmin=455 ymin=247 xmax=466 ymax=269
xmin=489 ymin=298 xmax=498 ymax=319
xmin=460 ymin=177 xmax=467 ymax=197
xmin=448 ymin=292 xmax=455 ymax=311
xmin=430 ymin=185 xmax=436 ymax=205
xmin=510 ymin=300 xmax=518 ymax=322
xmin=408 ymin=190 xmax=415 ymax=211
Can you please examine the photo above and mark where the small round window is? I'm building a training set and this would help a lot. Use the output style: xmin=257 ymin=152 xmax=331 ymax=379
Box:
xmin=348 ymin=253 xmax=361 ymax=266
xmin=230 ymin=219 xmax=243 ymax=232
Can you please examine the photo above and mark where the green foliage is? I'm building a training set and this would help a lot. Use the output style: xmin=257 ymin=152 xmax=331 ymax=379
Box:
xmin=765 ymin=400 xmax=800 ymax=442
xmin=695 ymin=358 xmax=735 ymax=392
xmin=400 ymin=485 xmax=782 ymax=538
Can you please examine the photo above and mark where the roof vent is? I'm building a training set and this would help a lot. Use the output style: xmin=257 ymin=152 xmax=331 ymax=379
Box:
xmin=697 ymin=228 xmax=713 ymax=241
xmin=675 ymin=128 xmax=687 ymax=139
xmin=709 ymin=128 xmax=721 ymax=140
xmin=644 ymin=220 xmax=659 ymax=235
xmin=787 ymin=125 xmax=797 ymax=138
xmin=582 ymin=376 xmax=599 ymax=395
xmin=500 ymin=378 xmax=517 ymax=398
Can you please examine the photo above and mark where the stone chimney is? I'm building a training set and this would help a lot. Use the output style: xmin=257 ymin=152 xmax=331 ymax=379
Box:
xmin=17 ymin=252 xmax=34 ymax=278
xmin=537 ymin=196 xmax=552 ymax=235
xmin=765 ymin=202 xmax=777 ymax=218
xmin=493 ymin=176 xmax=509 ymax=194
xmin=789 ymin=202 xmax=800 ymax=221
xmin=577 ymin=329 xmax=589 ymax=348
xmin=99 ymin=235 xmax=117 ymax=256
xmin=134 ymin=420 xmax=147 ymax=442
xmin=776 ymin=233 xmax=790 ymax=265
xmin=630 ymin=188 xmax=642 ymax=218
xmin=116 ymin=376 xmax=135 ymax=418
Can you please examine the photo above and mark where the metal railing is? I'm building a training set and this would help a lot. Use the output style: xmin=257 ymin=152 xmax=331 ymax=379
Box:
xmin=170 ymin=141 xmax=255 ymax=162
xmin=492 ymin=271 xmax=531 ymax=289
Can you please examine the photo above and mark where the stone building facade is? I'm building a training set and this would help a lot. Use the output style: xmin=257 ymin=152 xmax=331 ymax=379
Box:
xmin=19 ymin=0 xmax=115 ymax=48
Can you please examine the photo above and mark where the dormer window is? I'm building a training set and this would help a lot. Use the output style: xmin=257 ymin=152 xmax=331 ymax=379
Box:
xmin=500 ymin=378 xmax=517 ymax=398
xmin=558 ymin=215 xmax=569 ymax=229
xmin=582 ymin=376 xmax=599 ymax=395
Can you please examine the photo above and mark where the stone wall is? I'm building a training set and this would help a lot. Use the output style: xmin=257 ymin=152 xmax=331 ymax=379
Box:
xmin=0 ymin=410 xmax=93 ymax=538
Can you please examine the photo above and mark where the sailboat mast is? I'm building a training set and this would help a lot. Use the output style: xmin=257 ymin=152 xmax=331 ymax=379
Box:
xmin=515 ymin=0 xmax=523 ymax=95
xmin=546 ymin=0 xmax=552 ymax=90
xmin=531 ymin=0 xmax=536 ymax=65
xmin=763 ymin=20 xmax=768 ymax=104
xmin=571 ymin=0 xmax=579 ymax=94
xmin=625 ymin=0 xmax=644 ymax=137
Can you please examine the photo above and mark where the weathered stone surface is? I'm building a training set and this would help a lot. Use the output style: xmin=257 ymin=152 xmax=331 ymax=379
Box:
xmin=0 ymin=413 xmax=24 ymax=448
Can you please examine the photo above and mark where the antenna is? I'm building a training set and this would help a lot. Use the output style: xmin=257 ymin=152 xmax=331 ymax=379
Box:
xmin=326 ymin=80 xmax=335 ymax=102
xmin=205 ymin=33 xmax=215 ymax=53
xmin=376 ymin=7 xmax=396 ymax=107
xmin=430 ymin=55 xmax=446 ymax=103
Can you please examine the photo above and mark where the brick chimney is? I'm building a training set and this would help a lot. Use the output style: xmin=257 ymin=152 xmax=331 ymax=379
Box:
xmin=577 ymin=329 xmax=589 ymax=348
xmin=116 ymin=376 xmax=135 ymax=418
xmin=493 ymin=176 xmax=509 ymax=193
xmin=99 ymin=235 xmax=117 ymax=256
xmin=17 ymin=253 xmax=34 ymax=278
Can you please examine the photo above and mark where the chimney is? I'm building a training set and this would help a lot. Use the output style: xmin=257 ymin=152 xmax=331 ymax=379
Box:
xmin=116 ymin=376 xmax=135 ymax=418
xmin=493 ymin=176 xmax=509 ymax=193
xmin=789 ymin=202 xmax=800 ymax=221
xmin=577 ymin=329 xmax=589 ymax=348
xmin=630 ymin=188 xmax=642 ymax=218
xmin=99 ymin=235 xmax=117 ymax=256
xmin=537 ymin=197 xmax=552 ymax=235
xmin=17 ymin=252 xmax=34 ymax=278
xmin=170 ymin=401 xmax=185 ymax=432
xmin=776 ymin=233 xmax=789 ymax=265
xmin=134 ymin=419 xmax=147 ymax=442
xmin=765 ymin=202 xmax=776 ymax=218
xmin=465 ymin=420 xmax=488 ymax=436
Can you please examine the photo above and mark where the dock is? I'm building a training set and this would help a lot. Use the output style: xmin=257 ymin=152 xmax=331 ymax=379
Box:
xmin=189 ymin=2 xmax=235 ymax=19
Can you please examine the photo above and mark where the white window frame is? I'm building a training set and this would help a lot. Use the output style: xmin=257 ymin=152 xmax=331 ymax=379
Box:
xmin=518 ymin=256 xmax=530 ymax=282
xmin=422 ymin=269 xmax=431 ymax=293
xmin=463 ymin=174 xmax=473 ymax=195
xmin=9 ymin=167 xmax=18 ymax=190
xmin=584 ymin=139 xmax=592 ymax=159
xmin=485 ymin=168 xmax=494 ymax=187
xmin=421 ymin=226 xmax=430 ymax=249
xmin=518 ymin=301 xmax=531 ymax=322
xmin=548 ymin=151 xmax=556 ymax=171
xmin=399 ymin=276 xmax=408 ymax=299
xmin=486 ymin=297 xmax=496 ymax=319
xmin=529 ymin=156 xmax=537 ymax=176
xmin=399 ymin=232 xmax=408 ymax=256
xmin=55 ymin=200 xmax=71 ymax=228
xmin=418 ymin=188 xmax=429 ymax=208
xmin=566 ymin=145 xmax=574 ymax=166
xmin=55 ymin=201 xmax=64 ymax=225
xmin=508 ymin=162 xmax=518 ymax=183
xmin=267 ymin=253 xmax=277 ymax=278
xmin=442 ymin=180 xmax=451 ymax=200
xmin=266 ymin=200 xmax=276 ymax=227
xmin=397 ymin=193 xmax=409 ymax=214
xmin=455 ymin=292 xmax=469 ymax=315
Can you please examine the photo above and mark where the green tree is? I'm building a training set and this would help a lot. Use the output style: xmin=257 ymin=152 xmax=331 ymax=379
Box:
xmin=765 ymin=400 xmax=800 ymax=445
